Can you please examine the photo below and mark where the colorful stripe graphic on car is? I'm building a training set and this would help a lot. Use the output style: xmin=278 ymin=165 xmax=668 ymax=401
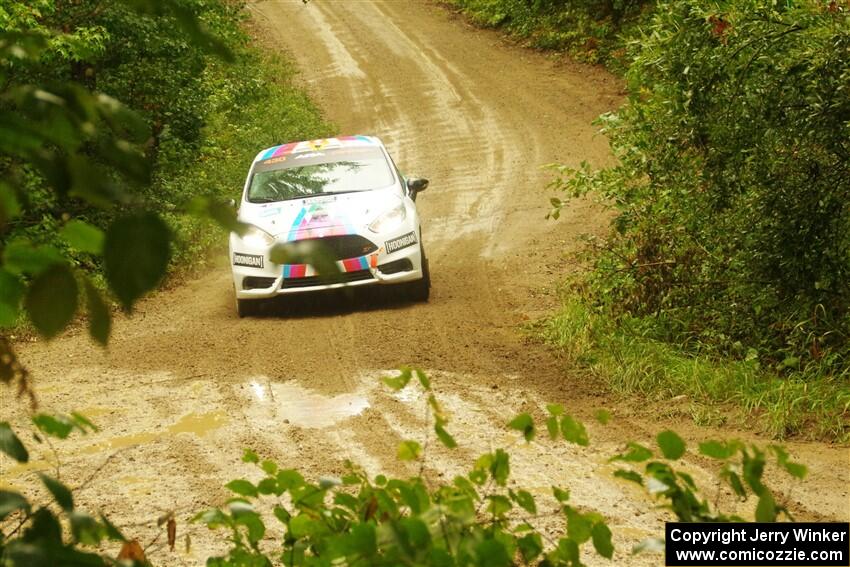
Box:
xmin=259 ymin=135 xmax=375 ymax=162
xmin=285 ymin=203 xmax=351 ymax=242
xmin=281 ymin=254 xmax=372 ymax=280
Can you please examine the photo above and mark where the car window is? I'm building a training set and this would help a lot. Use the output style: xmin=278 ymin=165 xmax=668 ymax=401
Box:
xmin=248 ymin=147 xmax=395 ymax=203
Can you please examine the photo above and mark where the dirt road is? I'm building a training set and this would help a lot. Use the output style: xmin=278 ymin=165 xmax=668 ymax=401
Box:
xmin=2 ymin=0 xmax=848 ymax=564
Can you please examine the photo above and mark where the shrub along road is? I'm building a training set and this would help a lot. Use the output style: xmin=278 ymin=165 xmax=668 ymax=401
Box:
xmin=2 ymin=0 xmax=848 ymax=563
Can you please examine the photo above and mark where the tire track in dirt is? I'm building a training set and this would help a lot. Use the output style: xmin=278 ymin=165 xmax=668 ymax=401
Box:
xmin=2 ymin=1 xmax=847 ymax=564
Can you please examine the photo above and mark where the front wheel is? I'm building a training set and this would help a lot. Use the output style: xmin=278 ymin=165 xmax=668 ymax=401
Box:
xmin=403 ymin=245 xmax=430 ymax=302
xmin=236 ymin=296 xmax=260 ymax=318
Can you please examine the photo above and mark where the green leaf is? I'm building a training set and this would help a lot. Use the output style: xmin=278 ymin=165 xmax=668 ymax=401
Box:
xmin=611 ymin=442 xmax=653 ymax=462
xmin=0 ymin=182 xmax=21 ymax=225
xmin=565 ymin=507 xmax=592 ymax=544
xmin=60 ymin=220 xmax=105 ymax=254
xmin=225 ymin=479 xmax=258 ymax=498
xmin=592 ymin=522 xmax=614 ymax=558
xmin=552 ymin=486 xmax=570 ymax=503
xmin=414 ymin=367 xmax=430 ymax=390
xmin=83 ymin=279 xmax=110 ymax=345
xmin=270 ymin=239 xmax=341 ymax=282
xmin=0 ymin=490 xmax=30 ymax=521
xmin=510 ymin=489 xmax=537 ymax=514
xmin=382 ymin=367 xmax=412 ymax=391
xmin=0 ymin=269 xmax=24 ymax=327
xmin=25 ymin=264 xmax=78 ymax=339
xmin=490 ymin=449 xmax=510 ymax=486
xmin=475 ymin=539 xmax=511 ymax=567
xmin=235 ymin=511 xmax=265 ymax=543
xmin=32 ymin=414 xmax=73 ymax=439
xmin=192 ymin=508 xmax=230 ymax=528
xmin=100 ymin=513 xmax=125 ymax=541
xmin=517 ymin=533 xmax=543 ymax=562
xmin=186 ymin=196 xmax=243 ymax=233
xmin=276 ymin=470 xmax=305 ymax=491
xmin=656 ymin=430 xmax=686 ymax=460
xmin=70 ymin=512 xmax=102 ymax=545
xmin=698 ymin=440 xmax=739 ymax=459
xmin=469 ymin=468 xmax=487 ymax=485
xmin=556 ymin=538 xmax=580 ymax=564
xmin=242 ymin=448 xmax=259 ymax=463
xmin=770 ymin=445 xmax=807 ymax=480
xmin=546 ymin=416 xmax=559 ymax=440
xmin=487 ymin=494 xmax=513 ymax=518
xmin=722 ymin=469 xmax=747 ymax=499
xmin=755 ymin=491 xmax=777 ymax=522
xmin=508 ymin=413 xmax=535 ymax=442
xmin=347 ymin=522 xmax=377 ymax=557
xmin=257 ymin=478 xmax=279 ymax=495
xmin=104 ymin=212 xmax=170 ymax=310
xmin=39 ymin=473 xmax=74 ymax=511
xmin=397 ymin=440 xmax=422 ymax=461
xmin=3 ymin=239 xmax=63 ymax=275
xmin=546 ymin=403 xmax=564 ymax=416
xmin=289 ymin=514 xmax=319 ymax=539
xmin=743 ymin=450 xmax=767 ymax=496
xmin=261 ymin=460 xmax=278 ymax=475
xmin=560 ymin=414 xmax=589 ymax=446
xmin=273 ymin=505 xmax=290 ymax=524
xmin=434 ymin=424 xmax=457 ymax=449
xmin=70 ymin=412 xmax=97 ymax=433
xmin=613 ymin=469 xmax=644 ymax=485
xmin=594 ymin=409 xmax=611 ymax=424
xmin=0 ymin=422 xmax=28 ymax=463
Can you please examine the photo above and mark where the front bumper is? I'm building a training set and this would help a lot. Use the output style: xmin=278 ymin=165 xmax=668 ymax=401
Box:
xmin=230 ymin=230 xmax=423 ymax=300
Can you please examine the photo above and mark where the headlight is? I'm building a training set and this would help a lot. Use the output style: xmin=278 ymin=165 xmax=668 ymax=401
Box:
xmin=240 ymin=225 xmax=275 ymax=248
xmin=368 ymin=202 xmax=407 ymax=233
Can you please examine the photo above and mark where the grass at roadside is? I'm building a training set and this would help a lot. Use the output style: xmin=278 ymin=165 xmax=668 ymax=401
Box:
xmin=537 ymin=292 xmax=850 ymax=443
xmin=440 ymin=0 xmax=653 ymax=72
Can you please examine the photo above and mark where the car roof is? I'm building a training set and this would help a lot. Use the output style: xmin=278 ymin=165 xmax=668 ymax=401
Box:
xmin=254 ymin=135 xmax=383 ymax=163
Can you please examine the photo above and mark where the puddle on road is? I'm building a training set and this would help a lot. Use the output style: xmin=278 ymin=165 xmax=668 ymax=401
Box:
xmin=246 ymin=379 xmax=370 ymax=428
xmin=80 ymin=410 xmax=228 ymax=455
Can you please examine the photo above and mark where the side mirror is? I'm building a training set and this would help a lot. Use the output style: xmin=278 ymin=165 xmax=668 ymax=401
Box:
xmin=406 ymin=177 xmax=429 ymax=199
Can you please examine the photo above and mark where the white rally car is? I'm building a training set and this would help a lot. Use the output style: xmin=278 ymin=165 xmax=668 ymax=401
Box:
xmin=229 ymin=135 xmax=430 ymax=317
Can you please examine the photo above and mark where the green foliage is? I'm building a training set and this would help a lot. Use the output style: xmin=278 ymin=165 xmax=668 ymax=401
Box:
xmin=0 ymin=413 xmax=130 ymax=566
xmin=444 ymin=0 xmax=654 ymax=69
xmin=540 ymin=296 xmax=850 ymax=440
xmin=614 ymin=433 xmax=806 ymax=529
xmin=0 ymin=0 xmax=329 ymax=388
xmin=548 ymin=0 xmax=850 ymax=387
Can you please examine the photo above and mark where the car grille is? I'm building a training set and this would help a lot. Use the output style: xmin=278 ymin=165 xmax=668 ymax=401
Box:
xmin=277 ymin=235 xmax=378 ymax=261
xmin=378 ymin=258 xmax=413 ymax=274
xmin=282 ymin=270 xmax=373 ymax=289
xmin=243 ymin=276 xmax=277 ymax=290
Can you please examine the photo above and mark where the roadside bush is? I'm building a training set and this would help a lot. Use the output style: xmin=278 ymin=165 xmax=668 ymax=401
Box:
xmin=549 ymin=1 xmax=850 ymax=379
xmin=444 ymin=0 xmax=654 ymax=68
xmin=0 ymin=0 xmax=330 ymax=353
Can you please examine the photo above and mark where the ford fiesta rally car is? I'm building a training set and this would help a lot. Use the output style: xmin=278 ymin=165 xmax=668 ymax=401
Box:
xmin=229 ymin=135 xmax=430 ymax=317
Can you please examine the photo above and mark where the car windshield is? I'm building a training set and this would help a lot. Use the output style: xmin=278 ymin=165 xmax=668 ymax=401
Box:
xmin=247 ymin=146 xmax=395 ymax=203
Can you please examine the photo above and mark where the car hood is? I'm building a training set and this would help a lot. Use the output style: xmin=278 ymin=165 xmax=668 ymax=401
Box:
xmin=239 ymin=189 xmax=400 ymax=241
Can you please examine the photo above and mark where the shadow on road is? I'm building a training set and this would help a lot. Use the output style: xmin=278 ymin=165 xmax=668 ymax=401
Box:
xmin=245 ymin=285 xmax=423 ymax=319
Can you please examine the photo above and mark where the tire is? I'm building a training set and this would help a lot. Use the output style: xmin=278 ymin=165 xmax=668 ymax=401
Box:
xmin=404 ymin=244 xmax=431 ymax=302
xmin=236 ymin=297 xmax=259 ymax=318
